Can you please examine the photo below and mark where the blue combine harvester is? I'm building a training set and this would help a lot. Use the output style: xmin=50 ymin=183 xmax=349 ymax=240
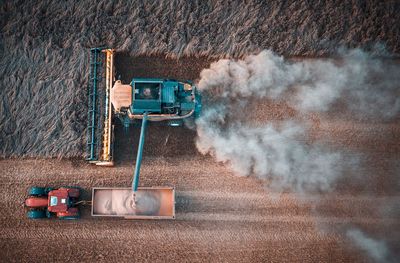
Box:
xmin=86 ymin=48 xmax=201 ymax=203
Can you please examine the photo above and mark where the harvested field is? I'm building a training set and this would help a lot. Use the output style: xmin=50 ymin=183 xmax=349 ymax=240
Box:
xmin=1 ymin=152 xmax=399 ymax=262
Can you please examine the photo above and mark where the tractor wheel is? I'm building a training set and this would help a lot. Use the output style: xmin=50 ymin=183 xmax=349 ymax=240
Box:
xmin=28 ymin=187 xmax=46 ymax=196
xmin=59 ymin=215 xmax=80 ymax=220
xmin=58 ymin=207 xmax=80 ymax=220
xmin=44 ymin=187 xmax=54 ymax=194
xmin=61 ymin=186 xmax=82 ymax=190
xmin=61 ymin=186 xmax=81 ymax=198
xmin=58 ymin=209 xmax=80 ymax=220
xmin=27 ymin=210 xmax=46 ymax=219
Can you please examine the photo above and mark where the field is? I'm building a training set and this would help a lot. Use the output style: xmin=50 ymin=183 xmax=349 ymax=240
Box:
xmin=1 ymin=1 xmax=400 ymax=263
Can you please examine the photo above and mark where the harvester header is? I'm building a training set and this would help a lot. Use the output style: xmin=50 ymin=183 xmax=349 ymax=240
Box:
xmin=86 ymin=48 xmax=114 ymax=166
xmin=86 ymin=48 xmax=201 ymax=166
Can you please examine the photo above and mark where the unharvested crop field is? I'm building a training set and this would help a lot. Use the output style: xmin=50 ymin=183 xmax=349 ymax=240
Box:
xmin=1 ymin=1 xmax=400 ymax=263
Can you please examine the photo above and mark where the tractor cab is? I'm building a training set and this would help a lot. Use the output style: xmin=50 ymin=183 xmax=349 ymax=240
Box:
xmin=47 ymin=189 xmax=72 ymax=213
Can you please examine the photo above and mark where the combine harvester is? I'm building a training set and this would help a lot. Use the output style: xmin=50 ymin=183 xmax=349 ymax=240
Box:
xmin=86 ymin=47 xmax=201 ymax=166
xmin=25 ymin=48 xmax=201 ymax=220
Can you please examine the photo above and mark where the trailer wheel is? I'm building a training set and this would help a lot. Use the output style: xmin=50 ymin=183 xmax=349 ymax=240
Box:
xmin=28 ymin=187 xmax=46 ymax=196
xmin=27 ymin=210 xmax=46 ymax=219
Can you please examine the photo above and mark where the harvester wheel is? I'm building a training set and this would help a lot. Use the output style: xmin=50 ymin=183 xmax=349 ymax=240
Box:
xmin=28 ymin=187 xmax=46 ymax=196
xmin=168 ymin=120 xmax=183 ymax=127
xmin=27 ymin=210 xmax=46 ymax=219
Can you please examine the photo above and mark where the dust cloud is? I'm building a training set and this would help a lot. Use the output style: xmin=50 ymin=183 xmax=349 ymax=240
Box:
xmin=196 ymin=49 xmax=400 ymax=190
xmin=196 ymin=105 xmax=343 ymax=192
xmin=198 ymin=49 xmax=400 ymax=118
xmin=347 ymin=229 xmax=391 ymax=263
xmin=195 ymin=49 xmax=400 ymax=262
xmin=196 ymin=49 xmax=399 ymax=192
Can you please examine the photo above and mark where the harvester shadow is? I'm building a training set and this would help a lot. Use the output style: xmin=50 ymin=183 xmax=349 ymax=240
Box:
xmin=114 ymin=52 xmax=213 ymax=83
xmin=113 ymin=122 xmax=200 ymax=165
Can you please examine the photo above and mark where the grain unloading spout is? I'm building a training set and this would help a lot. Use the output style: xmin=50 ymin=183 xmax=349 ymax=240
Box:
xmin=131 ymin=112 xmax=148 ymax=203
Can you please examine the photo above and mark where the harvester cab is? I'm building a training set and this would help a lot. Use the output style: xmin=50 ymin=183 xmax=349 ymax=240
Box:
xmin=84 ymin=47 xmax=201 ymax=219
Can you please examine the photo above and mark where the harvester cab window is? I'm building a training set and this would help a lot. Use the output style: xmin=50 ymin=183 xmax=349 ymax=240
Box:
xmin=50 ymin=196 xmax=58 ymax=206
xmin=134 ymin=83 xmax=161 ymax=100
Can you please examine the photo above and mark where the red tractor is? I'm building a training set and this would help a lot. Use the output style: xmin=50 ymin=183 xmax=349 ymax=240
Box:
xmin=25 ymin=187 xmax=81 ymax=219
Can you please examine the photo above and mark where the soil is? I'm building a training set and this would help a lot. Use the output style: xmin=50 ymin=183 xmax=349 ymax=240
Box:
xmin=1 ymin=152 xmax=399 ymax=262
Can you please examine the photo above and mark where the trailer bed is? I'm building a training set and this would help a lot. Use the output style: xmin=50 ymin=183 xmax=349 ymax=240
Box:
xmin=92 ymin=187 xmax=175 ymax=219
